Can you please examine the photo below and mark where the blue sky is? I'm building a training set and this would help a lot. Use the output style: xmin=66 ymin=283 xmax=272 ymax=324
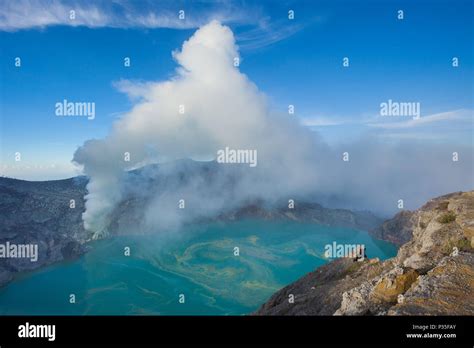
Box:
xmin=0 ymin=0 xmax=473 ymax=179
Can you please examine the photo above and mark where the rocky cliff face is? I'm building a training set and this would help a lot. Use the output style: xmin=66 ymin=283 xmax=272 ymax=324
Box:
xmin=255 ymin=191 xmax=474 ymax=315
xmin=0 ymin=177 xmax=90 ymax=287
xmin=215 ymin=202 xmax=382 ymax=231
xmin=369 ymin=210 xmax=414 ymax=246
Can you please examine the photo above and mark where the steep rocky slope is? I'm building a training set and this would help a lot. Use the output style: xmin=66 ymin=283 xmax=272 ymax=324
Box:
xmin=255 ymin=191 xmax=474 ymax=315
xmin=0 ymin=176 xmax=90 ymax=286
xmin=369 ymin=210 xmax=414 ymax=246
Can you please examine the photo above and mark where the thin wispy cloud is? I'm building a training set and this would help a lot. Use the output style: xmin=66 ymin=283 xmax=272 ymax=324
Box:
xmin=300 ymin=117 xmax=344 ymax=127
xmin=366 ymin=109 xmax=473 ymax=143
xmin=300 ymin=115 xmax=371 ymax=128
xmin=303 ymin=109 xmax=473 ymax=130
xmin=368 ymin=109 xmax=473 ymax=129
xmin=0 ymin=0 xmax=244 ymax=31
xmin=1 ymin=0 xmax=113 ymax=31
xmin=0 ymin=0 xmax=306 ymax=50
xmin=299 ymin=109 xmax=473 ymax=146
xmin=235 ymin=17 xmax=306 ymax=50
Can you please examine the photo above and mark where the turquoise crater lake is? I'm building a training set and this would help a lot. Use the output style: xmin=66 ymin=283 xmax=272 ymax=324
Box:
xmin=0 ymin=220 xmax=397 ymax=315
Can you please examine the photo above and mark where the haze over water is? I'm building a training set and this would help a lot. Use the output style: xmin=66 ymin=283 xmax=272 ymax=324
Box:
xmin=0 ymin=220 xmax=396 ymax=315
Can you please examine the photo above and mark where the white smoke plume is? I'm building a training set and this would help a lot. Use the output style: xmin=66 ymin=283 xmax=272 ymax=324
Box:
xmin=73 ymin=20 xmax=322 ymax=233
xmin=73 ymin=20 xmax=473 ymax=234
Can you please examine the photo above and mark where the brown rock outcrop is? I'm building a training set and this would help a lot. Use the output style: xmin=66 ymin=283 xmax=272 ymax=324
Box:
xmin=255 ymin=191 xmax=474 ymax=316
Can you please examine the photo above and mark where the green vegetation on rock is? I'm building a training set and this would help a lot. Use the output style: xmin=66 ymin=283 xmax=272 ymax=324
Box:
xmin=437 ymin=211 xmax=456 ymax=224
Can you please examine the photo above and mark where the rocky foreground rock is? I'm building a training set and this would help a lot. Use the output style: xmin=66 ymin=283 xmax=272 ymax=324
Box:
xmin=254 ymin=191 xmax=474 ymax=315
